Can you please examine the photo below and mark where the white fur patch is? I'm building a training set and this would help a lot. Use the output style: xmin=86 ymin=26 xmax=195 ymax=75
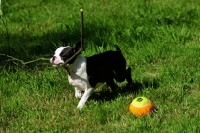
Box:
xmin=67 ymin=54 xmax=90 ymax=90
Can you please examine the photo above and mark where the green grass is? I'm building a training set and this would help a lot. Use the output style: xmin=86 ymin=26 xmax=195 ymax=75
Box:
xmin=1 ymin=0 xmax=200 ymax=132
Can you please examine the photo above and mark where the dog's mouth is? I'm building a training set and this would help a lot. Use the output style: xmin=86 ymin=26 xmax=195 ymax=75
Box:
xmin=52 ymin=62 xmax=61 ymax=67
xmin=52 ymin=64 xmax=58 ymax=67
xmin=52 ymin=61 xmax=64 ymax=67
xmin=50 ymin=58 xmax=59 ymax=67
xmin=50 ymin=56 xmax=65 ymax=67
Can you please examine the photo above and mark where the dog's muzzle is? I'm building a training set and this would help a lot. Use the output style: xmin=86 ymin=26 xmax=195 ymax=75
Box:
xmin=50 ymin=56 xmax=64 ymax=67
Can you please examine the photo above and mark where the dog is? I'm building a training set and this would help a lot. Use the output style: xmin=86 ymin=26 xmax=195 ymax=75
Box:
xmin=50 ymin=40 xmax=132 ymax=109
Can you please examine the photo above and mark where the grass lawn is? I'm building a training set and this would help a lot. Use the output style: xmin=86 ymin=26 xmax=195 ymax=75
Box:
xmin=1 ymin=0 xmax=200 ymax=132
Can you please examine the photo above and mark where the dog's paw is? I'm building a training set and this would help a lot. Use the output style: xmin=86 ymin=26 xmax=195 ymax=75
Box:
xmin=75 ymin=90 xmax=84 ymax=98
xmin=77 ymin=105 xmax=84 ymax=109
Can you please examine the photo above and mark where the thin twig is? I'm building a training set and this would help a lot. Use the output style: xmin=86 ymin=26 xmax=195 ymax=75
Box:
xmin=80 ymin=9 xmax=84 ymax=51
xmin=0 ymin=9 xmax=84 ymax=68
xmin=0 ymin=54 xmax=49 ymax=65
xmin=60 ymin=9 xmax=84 ymax=67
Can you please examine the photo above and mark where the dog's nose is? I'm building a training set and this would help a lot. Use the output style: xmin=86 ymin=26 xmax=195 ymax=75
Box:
xmin=52 ymin=56 xmax=56 ymax=61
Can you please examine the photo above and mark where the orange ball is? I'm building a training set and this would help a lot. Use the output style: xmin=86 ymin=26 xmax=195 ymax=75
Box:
xmin=129 ymin=97 xmax=154 ymax=116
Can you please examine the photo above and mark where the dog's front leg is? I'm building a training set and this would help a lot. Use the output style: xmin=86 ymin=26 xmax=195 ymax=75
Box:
xmin=75 ymin=87 xmax=84 ymax=98
xmin=77 ymin=87 xmax=94 ymax=109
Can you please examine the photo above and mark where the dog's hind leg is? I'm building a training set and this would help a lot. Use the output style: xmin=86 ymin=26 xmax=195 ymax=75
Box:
xmin=106 ymin=79 xmax=118 ymax=92
xmin=126 ymin=67 xmax=132 ymax=83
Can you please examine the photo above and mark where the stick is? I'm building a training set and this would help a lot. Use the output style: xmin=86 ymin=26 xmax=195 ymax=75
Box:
xmin=0 ymin=54 xmax=49 ymax=65
xmin=0 ymin=9 xmax=85 ymax=67
xmin=80 ymin=9 xmax=84 ymax=51
xmin=60 ymin=9 xmax=84 ymax=67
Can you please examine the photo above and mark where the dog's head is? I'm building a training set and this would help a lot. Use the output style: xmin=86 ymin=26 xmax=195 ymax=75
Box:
xmin=50 ymin=40 xmax=82 ymax=67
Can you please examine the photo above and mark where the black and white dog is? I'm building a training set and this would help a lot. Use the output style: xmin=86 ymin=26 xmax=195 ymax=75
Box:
xmin=50 ymin=41 xmax=132 ymax=109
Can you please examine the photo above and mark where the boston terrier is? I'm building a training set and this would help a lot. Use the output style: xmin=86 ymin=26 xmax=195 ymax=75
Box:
xmin=50 ymin=41 xmax=132 ymax=109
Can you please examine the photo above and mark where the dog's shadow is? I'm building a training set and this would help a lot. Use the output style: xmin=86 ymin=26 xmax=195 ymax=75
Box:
xmin=90 ymin=79 xmax=159 ymax=102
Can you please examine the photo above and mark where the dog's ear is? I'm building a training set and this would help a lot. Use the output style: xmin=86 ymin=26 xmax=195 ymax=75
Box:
xmin=62 ymin=37 xmax=66 ymax=47
xmin=74 ymin=41 xmax=85 ymax=52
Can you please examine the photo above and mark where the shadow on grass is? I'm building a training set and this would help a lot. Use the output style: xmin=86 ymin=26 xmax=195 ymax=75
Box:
xmin=0 ymin=21 xmax=115 ymax=58
xmin=0 ymin=21 xmax=118 ymax=72
xmin=90 ymin=79 xmax=159 ymax=102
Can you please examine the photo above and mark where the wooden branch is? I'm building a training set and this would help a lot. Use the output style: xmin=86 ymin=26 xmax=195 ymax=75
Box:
xmin=80 ymin=9 xmax=84 ymax=51
xmin=60 ymin=9 xmax=84 ymax=67
xmin=0 ymin=9 xmax=85 ymax=68
xmin=0 ymin=54 xmax=49 ymax=65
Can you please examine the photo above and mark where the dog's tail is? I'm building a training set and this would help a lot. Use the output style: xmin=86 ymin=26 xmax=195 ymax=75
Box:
xmin=114 ymin=45 xmax=121 ymax=52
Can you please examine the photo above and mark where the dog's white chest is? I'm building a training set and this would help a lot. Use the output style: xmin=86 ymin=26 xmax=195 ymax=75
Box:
xmin=68 ymin=73 xmax=87 ymax=91
xmin=67 ymin=55 xmax=89 ymax=91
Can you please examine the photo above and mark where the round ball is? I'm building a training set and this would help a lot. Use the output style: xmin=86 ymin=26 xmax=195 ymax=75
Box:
xmin=129 ymin=97 xmax=153 ymax=116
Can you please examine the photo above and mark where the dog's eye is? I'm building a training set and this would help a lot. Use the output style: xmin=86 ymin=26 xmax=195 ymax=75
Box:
xmin=60 ymin=52 xmax=64 ymax=57
xmin=60 ymin=52 xmax=66 ymax=59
